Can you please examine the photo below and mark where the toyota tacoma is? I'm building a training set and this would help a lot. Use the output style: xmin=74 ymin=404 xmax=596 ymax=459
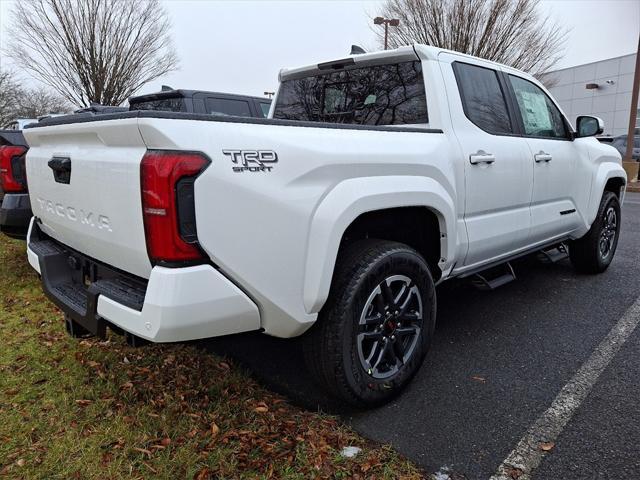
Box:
xmin=23 ymin=45 xmax=626 ymax=406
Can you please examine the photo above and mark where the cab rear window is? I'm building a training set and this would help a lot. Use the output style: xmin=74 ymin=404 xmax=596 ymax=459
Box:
xmin=273 ymin=61 xmax=428 ymax=125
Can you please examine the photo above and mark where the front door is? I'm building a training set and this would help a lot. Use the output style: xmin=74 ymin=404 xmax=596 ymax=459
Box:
xmin=504 ymin=74 xmax=583 ymax=243
xmin=441 ymin=55 xmax=534 ymax=269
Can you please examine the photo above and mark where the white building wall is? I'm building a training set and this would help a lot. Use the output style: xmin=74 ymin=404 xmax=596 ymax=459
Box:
xmin=546 ymin=53 xmax=638 ymax=136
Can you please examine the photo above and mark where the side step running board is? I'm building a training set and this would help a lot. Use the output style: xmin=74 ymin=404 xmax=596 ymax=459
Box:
xmin=471 ymin=262 xmax=516 ymax=291
xmin=538 ymin=243 xmax=569 ymax=264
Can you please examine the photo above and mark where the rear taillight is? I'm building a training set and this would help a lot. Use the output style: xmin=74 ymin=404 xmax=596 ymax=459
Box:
xmin=0 ymin=145 xmax=28 ymax=193
xmin=140 ymin=150 xmax=210 ymax=264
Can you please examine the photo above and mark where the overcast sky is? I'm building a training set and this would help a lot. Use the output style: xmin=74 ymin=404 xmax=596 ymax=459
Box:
xmin=1 ymin=0 xmax=639 ymax=100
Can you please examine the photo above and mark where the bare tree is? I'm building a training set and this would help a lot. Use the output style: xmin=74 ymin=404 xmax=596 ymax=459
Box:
xmin=7 ymin=0 xmax=179 ymax=107
xmin=18 ymin=86 xmax=71 ymax=118
xmin=0 ymin=69 xmax=71 ymax=126
xmin=0 ymin=70 xmax=23 ymax=126
xmin=375 ymin=0 xmax=567 ymax=77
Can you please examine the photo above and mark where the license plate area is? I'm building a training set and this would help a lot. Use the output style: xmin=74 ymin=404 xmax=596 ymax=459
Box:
xmin=29 ymin=220 xmax=148 ymax=337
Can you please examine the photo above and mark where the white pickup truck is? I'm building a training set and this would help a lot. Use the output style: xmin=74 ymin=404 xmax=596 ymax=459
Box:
xmin=24 ymin=45 xmax=626 ymax=406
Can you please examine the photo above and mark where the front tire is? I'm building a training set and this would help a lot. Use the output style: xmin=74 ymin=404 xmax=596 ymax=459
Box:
xmin=569 ymin=191 xmax=621 ymax=273
xmin=303 ymin=239 xmax=436 ymax=407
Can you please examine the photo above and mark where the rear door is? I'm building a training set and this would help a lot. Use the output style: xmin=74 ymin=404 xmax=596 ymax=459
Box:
xmin=504 ymin=73 xmax=582 ymax=242
xmin=440 ymin=54 xmax=533 ymax=268
xmin=24 ymin=117 xmax=152 ymax=278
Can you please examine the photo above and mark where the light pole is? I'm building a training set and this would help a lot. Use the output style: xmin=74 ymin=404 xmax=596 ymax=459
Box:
xmin=374 ymin=16 xmax=400 ymax=50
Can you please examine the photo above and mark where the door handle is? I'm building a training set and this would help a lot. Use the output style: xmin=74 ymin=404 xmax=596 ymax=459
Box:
xmin=534 ymin=151 xmax=552 ymax=163
xmin=469 ymin=151 xmax=495 ymax=165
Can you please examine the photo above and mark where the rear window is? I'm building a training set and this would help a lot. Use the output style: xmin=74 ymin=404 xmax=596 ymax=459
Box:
xmin=205 ymin=97 xmax=253 ymax=117
xmin=273 ymin=61 xmax=428 ymax=125
xmin=129 ymin=97 xmax=186 ymax=112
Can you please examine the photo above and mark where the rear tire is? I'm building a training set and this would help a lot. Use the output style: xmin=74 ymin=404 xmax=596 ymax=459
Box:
xmin=569 ymin=191 xmax=621 ymax=273
xmin=303 ymin=239 xmax=436 ymax=407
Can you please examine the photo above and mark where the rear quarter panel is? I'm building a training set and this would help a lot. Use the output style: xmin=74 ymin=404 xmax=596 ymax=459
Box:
xmin=138 ymin=118 xmax=458 ymax=337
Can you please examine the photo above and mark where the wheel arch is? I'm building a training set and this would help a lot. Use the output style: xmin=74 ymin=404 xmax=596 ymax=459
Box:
xmin=586 ymin=163 xmax=627 ymax=227
xmin=302 ymin=176 xmax=456 ymax=314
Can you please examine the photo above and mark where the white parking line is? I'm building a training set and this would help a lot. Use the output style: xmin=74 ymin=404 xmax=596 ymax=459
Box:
xmin=490 ymin=295 xmax=640 ymax=480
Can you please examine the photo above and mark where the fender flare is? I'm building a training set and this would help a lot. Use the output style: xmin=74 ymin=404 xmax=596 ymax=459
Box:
xmin=302 ymin=175 xmax=456 ymax=314
xmin=585 ymin=162 xmax=627 ymax=227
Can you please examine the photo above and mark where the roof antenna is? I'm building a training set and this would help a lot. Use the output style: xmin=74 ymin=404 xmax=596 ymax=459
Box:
xmin=350 ymin=45 xmax=366 ymax=55
xmin=161 ymin=85 xmax=173 ymax=91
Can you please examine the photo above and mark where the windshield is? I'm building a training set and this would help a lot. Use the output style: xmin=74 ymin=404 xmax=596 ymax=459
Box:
xmin=273 ymin=61 xmax=428 ymax=126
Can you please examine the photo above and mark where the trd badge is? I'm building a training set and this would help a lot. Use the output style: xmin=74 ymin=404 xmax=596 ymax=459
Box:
xmin=222 ymin=149 xmax=278 ymax=172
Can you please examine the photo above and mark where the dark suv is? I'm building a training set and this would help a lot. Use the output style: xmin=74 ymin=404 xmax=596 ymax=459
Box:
xmin=128 ymin=88 xmax=272 ymax=118
xmin=611 ymin=134 xmax=640 ymax=161
xmin=0 ymin=91 xmax=271 ymax=240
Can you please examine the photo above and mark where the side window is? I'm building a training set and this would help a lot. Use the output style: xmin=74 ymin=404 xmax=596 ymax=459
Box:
xmin=259 ymin=102 xmax=271 ymax=117
xmin=206 ymin=97 xmax=252 ymax=117
xmin=453 ymin=62 xmax=513 ymax=135
xmin=508 ymin=75 xmax=568 ymax=139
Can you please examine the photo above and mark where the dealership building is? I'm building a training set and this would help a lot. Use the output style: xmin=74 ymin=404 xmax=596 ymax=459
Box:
xmin=545 ymin=53 xmax=638 ymax=137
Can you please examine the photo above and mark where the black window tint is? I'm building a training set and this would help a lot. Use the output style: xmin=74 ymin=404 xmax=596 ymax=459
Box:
xmin=130 ymin=97 xmax=186 ymax=112
xmin=206 ymin=98 xmax=252 ymax=117
xmin=508 ymin=75 xmax=567 ymax=139
xmin=454 ymin=63 xmax=512 ymax=134
xmin=259 ymin=102 xmax=271 ymax=117
xmin=273 ymin=61 xmax=428 ymax=125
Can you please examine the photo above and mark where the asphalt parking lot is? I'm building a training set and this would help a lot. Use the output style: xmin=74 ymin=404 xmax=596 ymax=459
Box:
xmin=204 ymin=190 xmax=640 ymax=480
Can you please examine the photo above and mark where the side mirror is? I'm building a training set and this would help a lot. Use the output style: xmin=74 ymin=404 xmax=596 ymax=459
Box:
xmin=576 ymin=115 xmax=604 ymax=137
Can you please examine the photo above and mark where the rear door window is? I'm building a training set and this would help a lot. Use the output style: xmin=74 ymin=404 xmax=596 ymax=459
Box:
xmin=205 ymin=97 xmax=252 ymax=117
xmin=453 ymin=62 xmax=513 ymax=135
xmin=273 ymin=61 xmax=428 ymax=125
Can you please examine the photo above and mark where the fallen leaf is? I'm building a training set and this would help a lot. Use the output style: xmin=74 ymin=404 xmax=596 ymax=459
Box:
xmin=254 ymin=406 xmax=269 ymax=413
xmin=506 ymin=467 xmax=524 ymax=479
xmin=195 ymin=468 xmax=211 ymax=480
xmin=75 ymin=399 xmax=92 ymax=407
xmin=471 ymin=376 xmax=486 ymax=383
xmin=539 ymin=441 xmax=555 ymax=452
xmin=133 ymin=447 xmax=152 ymax=457
xmin=160 ymin=437 xmax=171 ymax=447
xmin=16 ymin=459 xmax=25 ymax=467
xmin=211 ymin=422 xmax=220 ymax=437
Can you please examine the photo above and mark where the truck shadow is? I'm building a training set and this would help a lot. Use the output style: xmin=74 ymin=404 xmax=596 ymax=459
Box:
xmin=199 ymin=256 xmax=569 ymax=414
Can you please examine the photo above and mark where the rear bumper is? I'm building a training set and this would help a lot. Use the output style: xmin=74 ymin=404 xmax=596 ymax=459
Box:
xmin=0 ymin=193 xmax=31 ymax=239
xmin=27 ymin=218 xmax=261 ymax=342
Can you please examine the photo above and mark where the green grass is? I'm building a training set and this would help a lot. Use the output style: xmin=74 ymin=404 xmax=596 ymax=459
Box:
xmin=0 ymin=235 xmax=425 ymax=479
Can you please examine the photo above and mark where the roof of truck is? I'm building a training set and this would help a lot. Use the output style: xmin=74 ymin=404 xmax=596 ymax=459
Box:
xmin=279 ymin=44 xmax=535 ymax=83
xmin=129 ymin=89 xmax=271 ymax=104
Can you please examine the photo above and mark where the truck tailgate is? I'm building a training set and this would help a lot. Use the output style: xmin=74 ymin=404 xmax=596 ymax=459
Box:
xmin=24 ymin=118 xmax=152 ymax=279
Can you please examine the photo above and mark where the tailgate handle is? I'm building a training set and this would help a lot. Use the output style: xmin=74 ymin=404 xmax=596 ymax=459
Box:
xmin=48 ymin=157 xmax=71 ymax=184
